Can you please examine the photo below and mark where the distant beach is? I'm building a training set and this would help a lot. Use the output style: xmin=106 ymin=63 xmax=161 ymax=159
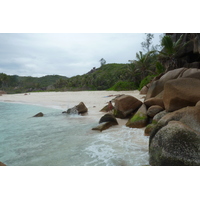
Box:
xmin=0 ymin=90 xmax=144 ymax=126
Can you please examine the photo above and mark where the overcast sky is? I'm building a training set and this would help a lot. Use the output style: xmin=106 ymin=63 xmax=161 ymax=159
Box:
xmin=0 ymin=33 xmax=162 ymax=77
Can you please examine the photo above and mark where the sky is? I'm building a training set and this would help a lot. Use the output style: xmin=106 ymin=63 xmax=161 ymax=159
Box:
xmin=0 ymin=33 xmax=162 ymax=77
xmin=1 ymin=0 xmax=198 ymax=198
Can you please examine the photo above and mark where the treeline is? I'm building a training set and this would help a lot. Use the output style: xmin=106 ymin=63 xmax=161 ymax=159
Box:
xmin=0 ymin=74 xmax=68 ymax=93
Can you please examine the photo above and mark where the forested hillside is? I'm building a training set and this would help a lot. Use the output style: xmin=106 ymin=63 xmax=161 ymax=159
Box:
xmin=54 ymin=63 xmax=138 ymax=91
xmin=0 ymin=74 xmax=68 ymax=93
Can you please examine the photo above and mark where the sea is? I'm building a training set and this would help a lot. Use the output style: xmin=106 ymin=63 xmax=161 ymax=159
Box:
xmin=0 ymin=101 xmax=149 ymax=166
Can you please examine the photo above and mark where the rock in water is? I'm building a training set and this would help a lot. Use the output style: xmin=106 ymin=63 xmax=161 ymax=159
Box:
xmin=92 ymin=114 xmax=118 ymax=132
xmin=0 ymin=161 xmax=6 ymax=166
xmin=99 ymin=114 xmax=118 ymax=124
xmin=92 ymin=122 xmax=115 ymax=132
xmin=63 ymin=102 xmax=88 ymax=115
xmin=33 ymin=112 xmax=44 ymax=117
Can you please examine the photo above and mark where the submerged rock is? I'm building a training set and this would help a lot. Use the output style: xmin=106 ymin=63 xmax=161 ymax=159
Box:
xmin=33 ymin=112 xmax=44 ymax=117
xmin=92 ymin=122 xmax=116 ymax=132
xmin=92 ymin=114 xmax=118 ymax=132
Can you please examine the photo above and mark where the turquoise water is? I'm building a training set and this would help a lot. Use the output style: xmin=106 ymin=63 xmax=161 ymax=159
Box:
xmin=0 ymin=102 xmax=149 ymax=166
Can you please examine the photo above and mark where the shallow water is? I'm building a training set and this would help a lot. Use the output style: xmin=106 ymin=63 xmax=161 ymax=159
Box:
xmin=0 ymin=102 xmax=149 ymax=166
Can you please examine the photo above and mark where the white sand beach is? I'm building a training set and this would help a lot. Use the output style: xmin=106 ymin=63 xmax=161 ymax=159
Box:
xmin=0 ymin=90 xmax=145 ymax=126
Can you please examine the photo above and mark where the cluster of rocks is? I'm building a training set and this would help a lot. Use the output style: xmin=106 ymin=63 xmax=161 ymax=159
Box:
xmin=139 ymin=67 xmax=200 ymax=166
xmin=95 ymin=67 xmax=200 ymax=166
xmin=31 ymin=66 xmax=200 ymax=166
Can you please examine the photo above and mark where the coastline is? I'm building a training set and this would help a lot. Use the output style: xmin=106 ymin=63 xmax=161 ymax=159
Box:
xmin=0 ymin=90 xmax=145 ymax=127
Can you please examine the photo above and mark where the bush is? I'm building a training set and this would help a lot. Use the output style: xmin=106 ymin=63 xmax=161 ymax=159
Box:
xmin=108 ymin=81 xmax=136 ymax=91
xmin=138 ymin=75 xmax=156 ymax=91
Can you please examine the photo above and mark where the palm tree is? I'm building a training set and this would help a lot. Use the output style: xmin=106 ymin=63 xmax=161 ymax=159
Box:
xmin=134 ymin=50 xmax=156 ymax=80
xmin=158 ymin=34 xmax=188 ymax=72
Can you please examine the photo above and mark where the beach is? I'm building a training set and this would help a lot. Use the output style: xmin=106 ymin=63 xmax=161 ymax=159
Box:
xmin=0 ymin=90 xmax=145 ymax=126
xmin=0 ymin=90 xmax=149 ymax=166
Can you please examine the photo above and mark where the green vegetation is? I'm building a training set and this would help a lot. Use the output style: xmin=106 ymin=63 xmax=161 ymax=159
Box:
xmin=158 ymin=34 xmax=187 ymax=72
xmin=0 ymin=73 xmax=68 ymax=93
xmin=138 ymin=75 xmax=156 ymax=91
xmin=54 ymin=63 xmax=134 ymax=91
xmin=108 ymin=81 xmax=136 ymax=91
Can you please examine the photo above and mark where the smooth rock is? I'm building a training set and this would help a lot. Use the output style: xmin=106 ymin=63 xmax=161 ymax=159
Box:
xmin=163 ymin=78 xmax=200 ymax=112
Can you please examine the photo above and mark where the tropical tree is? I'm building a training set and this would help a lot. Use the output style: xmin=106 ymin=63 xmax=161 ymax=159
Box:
xmin=99 ymin=58 xmax=106 ymax=66
xmin=134 ymin=50 xmax=156 ymax=80
xmin=158 ymin=34 xmax=187 ymax=72
xmin=141 ymin=33 xmax=154 ymax=52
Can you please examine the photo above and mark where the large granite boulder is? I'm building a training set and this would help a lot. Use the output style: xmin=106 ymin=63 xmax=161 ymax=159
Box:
xmin=149 ymin=106 xmax=200 ymax=165
xmin=146 ymin=68 xmax=186 ymax=100
xmin=163 ymin=78 xmax=200 ymax=112
xmin=145 ymin=68 xmax=200 ymax=101
xmin=181 ymin=67 xmax=200 ymax=79
xmin=114 ymin=95 xmax=142 ymax=118
xmin=126 ymin=104 xmax=148 ymax=128
xmin=149 ymin=121 xmax=200 ymax=166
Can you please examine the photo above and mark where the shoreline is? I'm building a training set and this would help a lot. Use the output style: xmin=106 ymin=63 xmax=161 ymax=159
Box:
xmin=0 ymin=90 xmax=145 ymax=127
